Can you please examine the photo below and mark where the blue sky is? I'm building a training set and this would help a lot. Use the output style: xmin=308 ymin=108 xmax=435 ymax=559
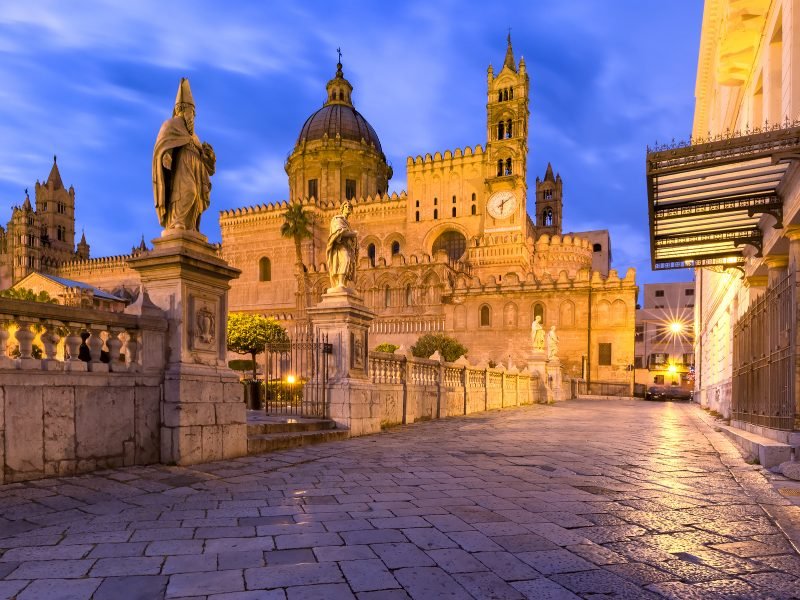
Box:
xmin=0 ymin=1 xmax=702 ymax=288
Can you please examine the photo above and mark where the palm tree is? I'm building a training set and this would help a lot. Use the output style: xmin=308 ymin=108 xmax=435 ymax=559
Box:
xmin=280 ymin=201 xmax=313 ymax=317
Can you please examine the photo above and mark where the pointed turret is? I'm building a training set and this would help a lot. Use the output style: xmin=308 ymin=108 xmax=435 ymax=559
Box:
xmin=76 ymin=230 xmax=90 ymax=260
xmin=46 ymin=156 xmax=64 ymax=190
xmin=324 ymin=52 xmax=354 ymax=107
xmin=22 ymin=189 xmax=32 ymax=211
xmin=544 ymin=162 xmax=555 ymax=182
xmin=503 ymin=33 xmax=517 ymax=72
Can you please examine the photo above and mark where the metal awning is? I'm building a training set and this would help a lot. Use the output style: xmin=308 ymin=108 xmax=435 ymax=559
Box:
xmin=647 ymin=124 xmax=800 ymax=270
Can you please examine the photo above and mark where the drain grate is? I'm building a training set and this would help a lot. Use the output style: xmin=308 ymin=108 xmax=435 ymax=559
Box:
xmin=778 ymin=487 xmax=800 ymax=497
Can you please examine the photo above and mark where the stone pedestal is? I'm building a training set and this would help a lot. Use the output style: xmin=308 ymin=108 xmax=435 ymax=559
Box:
xmin=546 ymin=358 xmax=565 ymax=402
xmin=527 ymin=350 xmax=552 ymax=404
xmin=307 ymin=286 xmax=377 ymax=435
xmin=129 ymin=230 xmax=246 ymax=465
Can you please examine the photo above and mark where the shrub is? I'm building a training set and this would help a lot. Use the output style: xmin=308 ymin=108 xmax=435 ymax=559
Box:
xmin=229 ymin=359 xmax=255 ymax=374
xmin=227 ymin=313 xmax=289 ymax=380
xmin=374 ymin=343 xmax=399 ymax=353
xmin=411 ymin=333 xmax=467 ymax=363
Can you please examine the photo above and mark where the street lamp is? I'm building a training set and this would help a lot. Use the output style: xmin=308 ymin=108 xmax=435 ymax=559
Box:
xmin=669 ymin=321 xmax=683 ymax=334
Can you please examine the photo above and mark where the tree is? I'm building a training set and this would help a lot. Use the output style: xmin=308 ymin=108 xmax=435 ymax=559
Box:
xmin=0 ymin=288 xmax=57 ymax=303
xmin=280 ymin=201 xmax=314 ymax=318
xmin=227 ymin=312 xmax=289 ymax=380
xmin=374 ymin=342 xmax=398 ymax=353
xmin=411 ymin=333 xmax=468 ymax=363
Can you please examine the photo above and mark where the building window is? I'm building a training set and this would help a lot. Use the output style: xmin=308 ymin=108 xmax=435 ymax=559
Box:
xmin=533 ymin=303 xmax=545 ymax=323
xmin=506 ymin=120 xmax=512 ymax=138
xmin=497 ymin=122 xmax=505 ymax=139
xmin=593 ymin=243 xmax=602 ymax=252
xmin=471 ymin=204 xmax=476 ymax=216
xmin=405 ymin=284 xmax=412 ymax=306
xmin=655 ymin=290 xmax=665 ymax=297
xmin=367 ymin=243 xmax=376 ymax=266
xmin=542 ymin=208 xmax=553 ymax=227
xmin=308 ymin=179 xmax=318 ymax=200
xmin=452 ymin=195 xmax=456 ymax=204
xmin=384 ymin=285 xmax=391 ymax=308
xmin=497 ymin=160 xmax=503 ymax=177
xmin=391 ymin=241 xmax=400 ymax=255
xmin=480 ymin=305 xmax=491 ymax=327
xmin=345 ymin=179 xmax=356 ymax=200
xmin=259 ymin=257 xmax=271 ymax=281
xmin=543 ymin=189 xmax=553 ymax=200
xmin=433 ymin=209 xmax=438 ymax=220
xmin=498 ymin=91 xmax=503 ymax=103
xmin=598 ymin=343 xmax=612 ymax=366
xmin=432 ymin=230 xmax=467 ymax=261
xmin=685 ymin=289 xmax=694 ymax=296
xmin=415 ymin=200 xmax=420 ymax=207
xmin=634 ymin=356 xmax=643 ymax=369
xmin=471 ymin=193 xmax=476 ymax=202
xmin=635 ymin=324 xmax=644 ymax=341
xmin=653 ymin=375 xmax=665 ymax=385
xmin=415 ymin=211 xmax=420 ymax=222
xmin=505 ymin=158 xmax=512 ymax=175
xmin=452 ymin=207 xmax=456 ymax=217
xmin=434 ymin=197 xmax=438 ymax=205
xmin=503 ymin=89 xmax=508 ymax=101
xmin=509 ymin=87 xmax=514 ymax=99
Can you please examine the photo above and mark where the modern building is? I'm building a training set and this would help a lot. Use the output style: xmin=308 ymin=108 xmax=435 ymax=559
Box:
xmin=220 ymin=38 xmax=637 ymax=383
xmin=634 ymin=282 xmax=695 ymax=392
xmin=647 ymin=0 xmax=800 ymax=436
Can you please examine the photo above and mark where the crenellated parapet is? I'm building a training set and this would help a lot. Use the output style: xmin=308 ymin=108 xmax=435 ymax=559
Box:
xmin=406 ymin=145 xmax=485 ymax=171
xmin=532 ymin=233 xmax=593 ymax=278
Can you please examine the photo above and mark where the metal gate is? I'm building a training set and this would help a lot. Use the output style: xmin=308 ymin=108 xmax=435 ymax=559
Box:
xmin=732 ymin=271 xmax=797 ymax=430
xmin=263 ymin=330 xmax=331 ymax=418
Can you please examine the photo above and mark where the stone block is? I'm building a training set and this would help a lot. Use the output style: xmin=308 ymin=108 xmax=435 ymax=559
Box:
xmin=134 ymin=386 xmax=160 ymax=464
xmin=162 ymin=401 xmax=216 ymax=428
xmin=168 ymin=425 xmax=203 ymax=465
xmin=222 ymin=423 xmax=247 ymax=459
xmin=201 ymin=425 xmax=223 ymax=462
xmin=44 ymin=387 xmax=75 ymax=462
xmin=75 ymin=386 xmax=134 ymax=460
xmin=215 ymin=402 xmax=246 ymax=425
xmin=64 ymin=360 xmax=88 ymax=372
xmin=165 ymin=377 xmax=223 ymax=404
xmin=88 ymin=362 xmax=110 ymax=373
xmin=123 ymin=440 xmax=135 ymax=466
xmin=223 ymin=381 xmax=244 ymax=402
xmin=5 ymin=385 xmax=44 ymax=477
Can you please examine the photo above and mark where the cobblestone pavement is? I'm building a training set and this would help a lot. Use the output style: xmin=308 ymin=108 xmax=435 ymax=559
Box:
xmin=3 ymin=399 xmax=800 ymax=600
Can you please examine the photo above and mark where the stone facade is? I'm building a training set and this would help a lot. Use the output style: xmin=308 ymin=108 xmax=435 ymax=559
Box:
xmin=220 ymin=39 xmax=635 ymax=384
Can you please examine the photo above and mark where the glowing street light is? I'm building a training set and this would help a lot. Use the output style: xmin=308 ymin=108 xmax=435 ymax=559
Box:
xmin=669 ymin=321 xmax=684 ymax=334
xmin=667 ymin=364 xmax=677 ymax=374
xmin=287 ymin=375 xmax=296 ymax=385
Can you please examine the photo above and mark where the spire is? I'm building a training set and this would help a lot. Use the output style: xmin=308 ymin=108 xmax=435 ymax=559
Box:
xmin=22 ymin=189 xmax=32 ymax=211
xmin=46 ymin=155 xmax=64 ymax=189
xmin=324 ymin=49 xmax=354 ymax=107
xmin=544 ymin=162 xmax=555 ymax=182
xmin=504 ymin=31 xmax=516 ymax=72
xmin=79 ymin=230 xmax=87 ymax=245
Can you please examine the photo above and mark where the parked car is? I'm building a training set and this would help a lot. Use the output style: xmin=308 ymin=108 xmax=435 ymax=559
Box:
xmin=645 ymin=385 xmax=692 ymax=402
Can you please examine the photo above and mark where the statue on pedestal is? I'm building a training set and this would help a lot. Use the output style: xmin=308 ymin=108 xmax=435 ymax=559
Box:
xmin=547 ymin=325 xmax=559 ymax=360
xmin=326 ymin=200 xmax=359 ymax=289
xmin=153 ymin=78 xmax=216 ymax=232
xmin=531 ymin=315 xmax=545 ymax=352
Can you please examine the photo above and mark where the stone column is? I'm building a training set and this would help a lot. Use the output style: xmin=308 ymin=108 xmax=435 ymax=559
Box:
xmin=307 ymin=287 xmax=377 ymax=436
xmin=764 ymin=255 xmax=789 ymax=287
xmin=129 ymin=230 xmax=246 ymax=465
xmin=743 ymin=274 xmax=768 ymax=304
xmin=546 ymin=358 xmax=564 ymax=402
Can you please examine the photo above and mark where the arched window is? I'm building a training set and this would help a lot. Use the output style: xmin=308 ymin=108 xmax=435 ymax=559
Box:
xmin=505 ymin=158 xmax=512 ymax=175
xmin=415 ymin=200 xmax=420 ymax=207
xmin=543 ymin=208 xmax=553 ymax=227
xmin=593 ymin=243 xmax=602 ymax=252
xmin=480 ymin=305 xmax=491 ymax=327
xmin=434 ymin=197 xmax=438 ymax=205
xmin=367 ymin=243 xmax=376 ymax=266
xmin=503 ymin=89 xmax=508 ymax=101
xmin=405 ymin=284 xmax=412 ymax=306
xmin=498 ymin=91 xmax=503 ymax=103
xmin=510 ymin=87 xmax=514 ymax=99
xmin=391 ymin=241 xmax=400 ymax=255
xmin=497 ymin=160 xmax=503 ymax=177
xmin=471 ymin=204 xmax=476 ymax=215
xmin=259 ymin=257 xmax=271 ymax=282
xmin=415 ymin=211 xmax=420 ymax=222
xmin=544 ymin=189 xmax=553 ymax=200
xmin=432 ymin=230 xmax=467 ymax=261
xmin=384 ymin=285 xmax=391 ymax=308
xmin=506 ymin=120 xmax=512 ymax=138
xmin=471 ymin=192 xmax=476 ymax=202
xmin=433 ymin=209 xmax=438 ymax=219
xmin=452 ymin=207 xmax=457 ymax=217
xmin=533 ymin=303 xmax=545 ymax=323
xmin=452 ymin=195 xmax=456 ymax=204
xmin=498 ymin=122 xmax=505 ymax=139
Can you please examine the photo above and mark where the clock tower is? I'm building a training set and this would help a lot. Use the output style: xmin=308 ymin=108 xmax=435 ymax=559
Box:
xmin=484 ymin=34 xmax=529 ymax=232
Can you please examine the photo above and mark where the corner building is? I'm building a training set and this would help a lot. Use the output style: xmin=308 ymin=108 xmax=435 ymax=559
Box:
xmin=221 ymin=40 xmax=636 ymax=384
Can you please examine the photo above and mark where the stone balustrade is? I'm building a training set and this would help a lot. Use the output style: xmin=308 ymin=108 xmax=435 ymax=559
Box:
xmin=367 ymin=351 xmax=543 ymax=427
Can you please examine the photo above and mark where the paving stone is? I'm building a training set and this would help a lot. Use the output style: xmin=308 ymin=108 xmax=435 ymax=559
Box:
xmin=0 ymin=580 xmax=29 ymax=599
xmin=400 ymin=528 xmax=458 ymax=550
xmin=517 ymin=549 xmax=596 ymax=574
xmin=426 ymin=548 xmax=488 ymax=574
xmin=474 ymin=551 xmax=541 ymax=581
xmin=245 ymin=562 xmax=344 ymax=589
xmin=355 ymin=591 xmax=410 ymax=600
xmin=512 ymin=578 xmax=585 ymax=599
xmin=163 ymin=553 xmax=217 ymax=574
xmin=339 ymin=558 xmax=399 ymax=592
xmin=88 ymin=542 xmax=149 ymax=558
xmin=445 ymin=530 xmax=503 ymax=552
xmin=7 ymin=559 xmax=94 ymax=579
xmin=264 ymin=549 xmax=317 ymax=566
xmin=90 ymin=556 xmax=163 ymax=576
xmin=340 ymin=530 xmax=406 ymax=545
xmin=209 ymin=591 xmax=285 ymax=600
xmin=314 ymin=544 xmax=377 ymax=562
xmin=205 ymin=537 xmax=275 ymax=554
xmin=370 ymin=543 xmax=436 ymax=569
xmin=167 ymin=569 xmax=245 ymax=597
xmin=15 ymin=578 xmax=101 ymax=600
xmin=146 ymin=539 xmax=204 ymax=556
xmin=93 ymin=575 xmax=169 ymax=600
xmin=218 ymin=550 xmax=266 ymax=570
xmin=286 ymin=583 xmax=355 ymax=599
xmin=392 ymin=566 xmax=469 ymax=599
xmin=0 ymin=544 xmax=93 ymax=561
xmin=453 ymin=571 xmax=525 ymax=599
xmin=275 ymin=532 xmax=343 ymax=550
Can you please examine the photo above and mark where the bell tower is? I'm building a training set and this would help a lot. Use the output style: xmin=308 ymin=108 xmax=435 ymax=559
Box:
xmin=484 ymin=34 xmax=529 ymax=230
xmin=535 ymin=163 xmax=562 ymax=236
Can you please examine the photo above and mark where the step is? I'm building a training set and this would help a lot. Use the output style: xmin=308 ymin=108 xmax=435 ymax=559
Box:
xmin=719 ymin=424 xmax=792 ymax=468
xmin=247 ymin=429 xmax=350 ymax=455
xmin=246 ymin=416 xmax=337 ymax=436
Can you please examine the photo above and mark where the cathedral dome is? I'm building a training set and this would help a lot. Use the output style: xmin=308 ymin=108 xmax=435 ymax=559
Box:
xmin=297 ymin=104 xmax=383 ymax=156
xmin=295 ymin=60 xmax=384 ymax=157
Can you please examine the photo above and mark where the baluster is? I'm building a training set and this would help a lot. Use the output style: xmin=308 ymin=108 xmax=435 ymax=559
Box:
xmin=40 ymin=320 xmax=62 ymax=371
xmin=107 ymin=328 xmax=124 ymax=371
xmin=125 ymin=328 xmax=140 ymax=371
xmin=0 ymin=316 xmax=12 ymax=367
xmin=64 ymin=323 xmax=87 ymax=371
xmin=86 ymin=324 xmax=108 ymax=372
xmin=15 ymin=319 xmax=34 ymax=360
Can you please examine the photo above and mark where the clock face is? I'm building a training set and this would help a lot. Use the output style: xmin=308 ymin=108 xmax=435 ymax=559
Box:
xmin=487 ymin=191 xmax=517 ymax=219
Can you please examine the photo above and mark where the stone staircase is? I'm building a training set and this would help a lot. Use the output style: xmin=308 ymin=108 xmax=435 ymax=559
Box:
xmin=246 ymin=412 xmax=349 ymax=454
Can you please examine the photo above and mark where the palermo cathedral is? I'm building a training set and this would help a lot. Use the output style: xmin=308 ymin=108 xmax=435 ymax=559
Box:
xmin=0 ymin=38 xmax=635 ymax=384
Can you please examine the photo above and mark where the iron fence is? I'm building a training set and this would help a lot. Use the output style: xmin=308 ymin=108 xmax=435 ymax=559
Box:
xmin=262 ymin=329 xmax=331 ymax=418
xmin=571 ymin=380 xmax=632 ymax=397
xmin=732 ymin=271 xmax=796 ymax=430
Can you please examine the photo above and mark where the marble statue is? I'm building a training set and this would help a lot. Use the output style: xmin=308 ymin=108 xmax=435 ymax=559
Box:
xmin=547 ymin=325 xmax=559 ymax=360
xmin=326 ymin=200 xmax=359 ymax=289
xmin=531 ymin=315 xmax=545 ymax=351
xmin=153 ymin=78 xmax=216 ymax=232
